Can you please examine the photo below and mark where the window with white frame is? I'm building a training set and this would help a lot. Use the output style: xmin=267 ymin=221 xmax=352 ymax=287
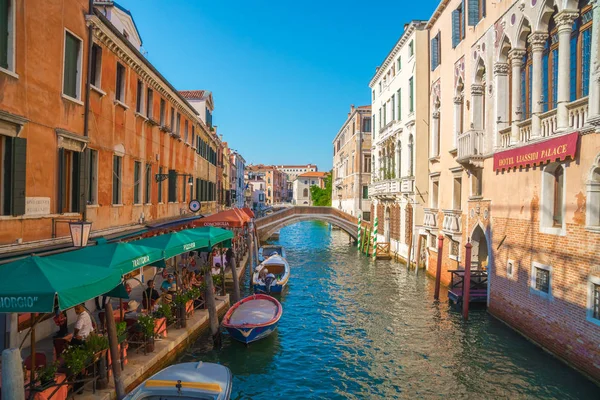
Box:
xmin=63 ymin=31 xmax=82 ymax=100
xmin=506 ymin=259 xmax=514 ymax=278
xmin=449 ymin=238 xmax=459 ymax=259
xmin=531 ymin=262 xmax=552 ymax=297
xmin=87 ymin=148 xmax=98 ymax=205
xmin=115 ymin=62 xmax=126 ymax=102
xmin=453 ymin=176 xmax=462 ymax=210
xmin=431 ymin=177 xmax=439 ymax=209
xmin=587 ymin=275 xmax=600 ymax=325
xmin=586 ymin=161 xmax=600 ymax=229
xmin=146 ymin=88 xmax=153 ymax=119
xmin=90 ymin=43 xmax=102 ymax=88
xmin=136 ymin=79 xmax=144 ymax=114
xmin=0 ymin=0 xmax=15 ymax=72
xmin=541 ymin=163 xmax=566 ymax=234
xmin=112 ymin=155 xmax=122 ymax=205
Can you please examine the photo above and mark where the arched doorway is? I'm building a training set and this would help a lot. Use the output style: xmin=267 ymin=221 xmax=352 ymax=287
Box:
xmin=384 ymin=206 xmax=391 ymax=243
xmin=471 ymin=225 xmax=488 ymax=270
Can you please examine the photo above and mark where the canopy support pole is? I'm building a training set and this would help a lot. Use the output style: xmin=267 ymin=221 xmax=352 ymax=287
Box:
xmin=230 ymin=253 xmax=240 ymax=304
xmin=1 ymin=348 xmax=25 ymax=400
xmin=105 ymin=302 xmax=125 ymax=400
xmin=204 ymin=251 xmax=221 ymax=349
xmin=220 ymin=244 xmax=226 ymax=297
xmin=247 ymin=229 xmax=254 ymax=271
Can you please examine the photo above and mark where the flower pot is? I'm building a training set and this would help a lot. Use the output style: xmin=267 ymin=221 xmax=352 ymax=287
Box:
xmin=186 ymin=299 xmax=194 ymax=317
xmin=154 ymin=317 xmax=167 ymax=338
xmin=145 ymin=340 xmax=155 ymax=353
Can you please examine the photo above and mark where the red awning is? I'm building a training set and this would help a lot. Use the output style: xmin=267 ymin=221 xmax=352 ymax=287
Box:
xmin=241 ymin=207 xmax=255 ymax=219
xmin=193 ymin=209 xmax=248 ymax=228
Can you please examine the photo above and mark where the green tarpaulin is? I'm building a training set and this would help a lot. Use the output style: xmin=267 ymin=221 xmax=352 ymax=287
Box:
xmin=184 ymin=227 xmax=233 ymax=249
xmin=47 ymin=242 xmax=164 ymax=275
xmin=130 ymin=228 xmax=231 ymax=259
xmin=0 ymin=256 xmax=122 ymax=313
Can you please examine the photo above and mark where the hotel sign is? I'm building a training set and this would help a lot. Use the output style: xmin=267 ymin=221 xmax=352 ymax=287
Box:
xmin=493 ymin=132 xmax=579 ymax=171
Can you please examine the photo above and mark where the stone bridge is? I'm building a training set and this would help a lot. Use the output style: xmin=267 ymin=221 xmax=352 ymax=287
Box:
xmin=255 ymin=206 xmax=359 ymax=241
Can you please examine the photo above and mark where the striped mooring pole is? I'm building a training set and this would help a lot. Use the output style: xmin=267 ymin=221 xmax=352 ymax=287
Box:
xmin=372 ymin=217 xmax=378 ymax=261
xmin=357 ymin=215 xmax=362 ymax=249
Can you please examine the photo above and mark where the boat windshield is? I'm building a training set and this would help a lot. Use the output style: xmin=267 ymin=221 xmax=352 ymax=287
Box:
xmin=140 ymin=396 xmax=216 ymax=400
xmin=262 ymin=248 xmax=280 ymax=257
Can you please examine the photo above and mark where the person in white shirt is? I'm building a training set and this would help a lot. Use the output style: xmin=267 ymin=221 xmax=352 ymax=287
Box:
xmin=72 ymin=304 xmax=93 ymax=346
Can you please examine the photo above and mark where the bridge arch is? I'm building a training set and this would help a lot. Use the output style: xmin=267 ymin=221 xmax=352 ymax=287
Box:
xmin=255 ymin=206 xmax=359 ymax=242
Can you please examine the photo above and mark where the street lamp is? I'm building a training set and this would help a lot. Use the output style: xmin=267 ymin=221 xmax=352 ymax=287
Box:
xmin=69 ymin=220 xmax=92 ymax=247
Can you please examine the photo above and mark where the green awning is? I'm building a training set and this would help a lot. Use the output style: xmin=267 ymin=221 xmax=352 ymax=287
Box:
xmin=47 ymin=242 xmax=164 ymax=275
xmin=131 ymin=231 xmax=211 ymax=259
xmin=184 ymin=227 xmax=233 ymax=248
xmin=103 ymin=282 xmax=130 ymax=299
xmin=0 ymin=256 xmax=122 ymax=313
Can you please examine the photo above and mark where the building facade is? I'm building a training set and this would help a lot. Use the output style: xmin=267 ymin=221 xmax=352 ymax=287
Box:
xmin=293 ymin=172 xmax=328 ymax=205
xmin=424 ymin=0 xmax=600 ymax=381
xmin=230 ymin=151 xmax=246 ymax=208
xmin=246 ymin=164 xmax=287 ymax=204
xmin=0 ymin=0 xmax=221 ymax=254
xmin=369 ymin=21 xmax=430 ymax=263
xmin=331 ymin=105 xmax=372 ymax=219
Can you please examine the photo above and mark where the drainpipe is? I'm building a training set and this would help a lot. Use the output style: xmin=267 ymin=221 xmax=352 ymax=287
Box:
xmin=82 ymin=0 xmax=94 ymax=222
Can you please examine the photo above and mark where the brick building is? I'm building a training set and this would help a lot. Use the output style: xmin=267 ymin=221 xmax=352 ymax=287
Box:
xmin=0 ymin=0 xmax=222 ymax=255
xmin=246 ymin=164 xmax=287 ymax=204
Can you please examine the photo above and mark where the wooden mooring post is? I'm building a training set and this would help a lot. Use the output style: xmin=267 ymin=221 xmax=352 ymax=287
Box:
xmin=434 ymin=235 xmax=444 ymax=300
xmin=462 ymin=241 xmax=473 ymax=321
xmin=415 ymin=234 xmax=422 ymax=276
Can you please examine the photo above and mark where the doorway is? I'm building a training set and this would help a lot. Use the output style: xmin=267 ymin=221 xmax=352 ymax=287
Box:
xmin=470 ymin=225 xmax=489 ymax=270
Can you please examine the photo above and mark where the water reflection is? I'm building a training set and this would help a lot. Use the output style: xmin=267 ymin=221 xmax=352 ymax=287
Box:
xmin=178 ymin=221 xmax=598 ymax=399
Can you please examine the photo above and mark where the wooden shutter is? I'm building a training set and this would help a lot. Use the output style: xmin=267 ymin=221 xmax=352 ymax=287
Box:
xmin=63 ymin=33 xmax=79 ymax=98
xmin=481 ymin=0 xmax=486 ymax=18
xmin=11 ymin=137 xmax=26 ymax=216
xmin=468 ymin=0 xmax=480 ymax=26
xmin=196 ymin=178 xmax=200 ymax=200
xmin=57 ymin=148 xmax=65 ymax=213
xmin=71 ymin=151 xmax=84 ymax=213
xmin=461 ymin=0 xmax=466 ymax=39
xmin=431 ymin=36 xmax=439 ymax=70
xmin=0 ymin=0 xmax=9 ymax=69
xmin=452 ymin=10 xmax=460 ymax=48
xmin=116 ymin=63 xmax=123 ymax=100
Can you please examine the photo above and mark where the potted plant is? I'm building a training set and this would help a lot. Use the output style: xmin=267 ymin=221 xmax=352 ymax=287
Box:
xmin=116 ymin=321 xmax=127 ymax=344
xmin=36 ymin=361 xmax=58 ymax=389
xmin=186 ymin=287 xmax=201 ymax=316
xmin=137 ymin=314 xmax=156 ymax=353
xmin=63 ymin=345 xmax=93 ymax=376
xmin=85 ymin=333 xmax=109 ymax=361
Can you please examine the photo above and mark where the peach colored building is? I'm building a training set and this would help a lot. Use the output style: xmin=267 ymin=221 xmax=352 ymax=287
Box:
xmin=0 ymin=0 xmax=222 ymax=256
xmin=425 ymin=0 xmax=600 ymax=381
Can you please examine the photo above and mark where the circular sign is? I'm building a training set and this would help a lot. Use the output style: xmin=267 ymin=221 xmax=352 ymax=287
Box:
xmin=189 ymin=200 xmax=201 ymax=212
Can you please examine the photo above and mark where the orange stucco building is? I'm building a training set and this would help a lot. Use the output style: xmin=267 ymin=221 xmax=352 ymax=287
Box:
xmin=0 ymin=0 xmax=223 ymax=252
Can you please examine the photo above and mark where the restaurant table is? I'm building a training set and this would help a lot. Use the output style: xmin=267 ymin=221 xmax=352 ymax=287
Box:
xmin=0 ymin=372 xmax=68 ymax=400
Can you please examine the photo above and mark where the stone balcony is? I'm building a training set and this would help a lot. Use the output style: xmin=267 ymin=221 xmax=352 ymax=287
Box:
xmin=400 ymin=177 xmax=414 ymax=194
xmin=441 ymin=209 xmax=462 ymax=235
xmin=423 ymin=208 xmax=438 ymax=229
xmin=369 ymin=179 xmax=400 ymax=199
xmin=377 ymin=120 xmax=401 ymax=145
xmin=456 ymin=130 xmax=485 ymax=166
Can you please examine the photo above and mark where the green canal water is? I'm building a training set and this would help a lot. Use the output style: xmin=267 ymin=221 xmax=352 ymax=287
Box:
xmin=178 ymin=221 xmax=599 ymax=399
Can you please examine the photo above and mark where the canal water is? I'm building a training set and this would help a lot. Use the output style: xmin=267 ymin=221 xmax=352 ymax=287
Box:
xmin=178 ymin=221 xmax=599 ymax=399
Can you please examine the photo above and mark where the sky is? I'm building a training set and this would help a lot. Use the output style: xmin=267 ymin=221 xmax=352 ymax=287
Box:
xmin=117 ymin=0 xmax=440 ymax=171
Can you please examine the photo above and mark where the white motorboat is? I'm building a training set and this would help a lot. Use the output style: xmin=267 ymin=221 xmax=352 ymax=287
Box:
xmin=124 ymin=361 xmax=232 ymax=400
xmin=258 ymin=245 xmax=286 ymax=262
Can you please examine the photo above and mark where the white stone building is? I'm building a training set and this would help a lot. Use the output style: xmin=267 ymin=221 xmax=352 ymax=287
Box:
xmin=369 ymin=21 xmax=430 ymax=264
xmin=293 ymin=172 xmax=328 ymax=205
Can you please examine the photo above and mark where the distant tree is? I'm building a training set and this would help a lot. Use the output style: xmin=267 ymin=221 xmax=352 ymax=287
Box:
xmin=310 ymin=172 xmax=332 ymax=206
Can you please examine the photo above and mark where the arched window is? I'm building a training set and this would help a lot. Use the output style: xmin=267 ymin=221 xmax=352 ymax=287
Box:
xmin=586 ymin=158 xmax=600 ymax=228
xmin=553 ymin=166 xmax=564 ymax=226
xmin=541 ymin=162 xmax=565 ymax=233
xmin=303 ymin=188 xmax=308 ymax=197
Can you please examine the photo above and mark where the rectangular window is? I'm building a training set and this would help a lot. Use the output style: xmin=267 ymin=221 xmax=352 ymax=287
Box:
xmin=362 ymin=117 xmax=371 ymax=132
xmin=593 ymin=283 xmax=600 ymax=320
xmin=397 ymin=56 xmax=401 ymax=70
xmin=0 ymin=0 xmax=15 ymax=70
xmin=112 ymin=155 xmax=122 ymax=204
xmin=569 ymin=33 xmax=577 ymax=101
xmin=63 ymin=31 xmax=82 ymax=99
xmin=431 ymin=33 xmax=440 ymax=69
xmin=184 ymin=120 xmax=189 ymax=143
xmin=553 ymin=166 xmax=564 ymax=226
xmin=176 ymin=113 xmax=181 ymax=136
xmin=146 ymin=88 xmax=153 ymax=119
xmin=409 ymin=77 xmax=414 ymax=113
xmin=133 ymin=161 xmax=141 ymax=204
xmin=158 ymin=166 xmax=163 ymax=202
xmin=468 ymin=0 xmax=485 ymax=26
xmin=182 ymin=175 xmax=187 ymax=202
xmin=170 ymin=107 xmax=175 ymax=131
xmin=115 ymin=62 xmax=125 ymax=102
xmin=453 ymin=177 xmax=462 ymax=210
xmin=582 ymin=28 xmax=591 ymax=97
xmin=159 ymin=98 xmax=166 ymax=125
xmin=362 ymin=185 xmax=369 ymax=199
xmin=392 ymin=95 xmax=396 ymax=121
xmin=397 ymin=89 xmax=402 ymax=120
xmin=144 ymin=163 xmax=151 ymax=204
xmin=90 ymin=43 xmax=102 ymax=87
xmin=364 ymin=155 xmax=371 ymax=173
xmin=168 ymin=169 xmax=177 ymax=202
xmin=0 ymin=135 xmax=27 ymax=216
xmin=58 ymin=149 xmax=83 ymax=213
xmin=551 ymin=48 xmax=558 ymax=109
xmin=450 ymin=239 xmax=459 ymax=257
xmin=87 ymin=149 xmax=98 ymax=205
xmin=192 ymin=126 xmax=196 ymax=148
xmin=429 ymin=233 xmax=436 ymax=248
xmin=408 ymin=40 xmax=414 ymax=57
xmin=136 ymin=79 xmax=143 ymax=113
xmin=535 ymin=267 xmax=550 ymax=293
xmin=372 ymin=90 xmax=375 ymax=100
xmin=362 ymin=211 xmax=371 ymax=222
xmin=452 ymin=4 xmax=464 ymax=48
xmin=471 ymin=168 xmax=483 ymax=197
xmin=431 ymin=179 xmax=439 ymax=208
xmin=542 ymin=51 xmax=549 ymax=112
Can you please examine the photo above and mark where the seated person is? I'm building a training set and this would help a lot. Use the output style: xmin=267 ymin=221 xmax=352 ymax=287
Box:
xmin=161 ymin=274 xmax=176 ymax=302
xmin=71 ymin=304 xmax=93 ymax=347
xmin=124 ymin=300 xmax=141 ymax=320
xmin=143 ymin=279 xmax=160 ymax=309
xmin=258 ymin=267 xmax=269 ymax=282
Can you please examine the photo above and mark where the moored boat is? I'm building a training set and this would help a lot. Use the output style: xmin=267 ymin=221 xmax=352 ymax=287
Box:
xmin=252 ymin=254 xmax=290 ymax=294
xmin=258 ymin=244 xmax=286 ymax=262
xmin=222 ymin=294 xmax=282 ymax=344
xmin=124 ymin=361 xmax=232 ymax=400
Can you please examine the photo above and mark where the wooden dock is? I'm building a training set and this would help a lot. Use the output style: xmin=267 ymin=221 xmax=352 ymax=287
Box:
xmin=447 ymin=269 xmax=488 ymax=304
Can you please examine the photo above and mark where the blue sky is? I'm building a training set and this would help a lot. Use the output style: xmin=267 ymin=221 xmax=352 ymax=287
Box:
xmin=117 ymin=0 xmax=439 ymax=170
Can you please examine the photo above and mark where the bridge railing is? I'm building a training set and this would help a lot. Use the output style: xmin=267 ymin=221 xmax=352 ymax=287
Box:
xmin=255 ymin=206 xmax=360 ymax=228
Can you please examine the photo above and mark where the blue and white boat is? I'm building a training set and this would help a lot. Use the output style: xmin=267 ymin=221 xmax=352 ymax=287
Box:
xmin=124 ymin=361 xmax=232 ymax=400
xmin=222 ymin=294 xmax=282 ymax=344
xmin=258 ymin=245 xmax=286 ymax=262
xmin=252 ymin=254 xmax=290 ymax=294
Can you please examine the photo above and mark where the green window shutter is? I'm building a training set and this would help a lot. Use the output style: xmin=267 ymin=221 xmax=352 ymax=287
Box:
xmin=57 ymin=148 xmax=65 ymax=213
xmin=11 ymin=137 xmax=27 ymax=216
xmin=452 ymin=10 xmax=460 ymax=48
xmin=71 ymin=151 xmax=81 ymax=212
xmin=112 ymin=155 xmax=121 ymax=204
xmin=63 ymin=33 xmax=79 ymax=98
xmin=134 ymin=161 xmax=140 ymax=204
xmin=0 ymin=0 xmax=9 ymax=69
xmin=468 ymin=0 xmax=480 ymax=26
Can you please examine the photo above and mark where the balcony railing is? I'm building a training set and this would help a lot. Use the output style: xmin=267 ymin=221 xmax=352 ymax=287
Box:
xmin=400 ymin=177 xmax=414 ymax=193
xmin=499 ymin=127 xmax=511 ymax=148
xmin=423 ymin=208 xmax=438 ymax=229
xmin=517 ymin=118 xmax=532 ymax=143
xmin=368 ymin=179 xmax=400 ymax=198
xmin=456 ymin=130 xmax=485 ymax=164
xmin=540 ymin=108 xmax=557 ymax=137
xmin=567 ymin=97 xmax=588 ymax=130
xmin=442 ymin=209 xmax=462 ymax=235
